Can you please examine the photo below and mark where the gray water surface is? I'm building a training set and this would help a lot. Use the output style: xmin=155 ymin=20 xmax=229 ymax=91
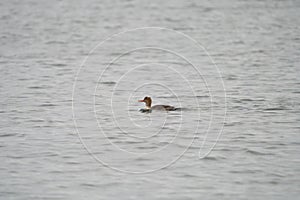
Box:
xmin=1 ymin=0 xmax=300 ymax=199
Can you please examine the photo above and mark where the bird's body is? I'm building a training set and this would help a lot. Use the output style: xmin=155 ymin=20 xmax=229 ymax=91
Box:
xmin=151 ymin=105 xmax=176 ymax=111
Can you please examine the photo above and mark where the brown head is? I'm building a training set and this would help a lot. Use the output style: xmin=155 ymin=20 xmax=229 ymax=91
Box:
xmin=138 ymin=96 xmax=152 ymax=108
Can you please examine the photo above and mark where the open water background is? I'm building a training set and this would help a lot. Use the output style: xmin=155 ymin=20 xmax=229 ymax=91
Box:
xmin=0 ymin=0 xmax=299 ymax=199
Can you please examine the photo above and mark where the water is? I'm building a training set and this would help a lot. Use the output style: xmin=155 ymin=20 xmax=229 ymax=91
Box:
xmin=1 ymin=0 xmax=300 ymax=199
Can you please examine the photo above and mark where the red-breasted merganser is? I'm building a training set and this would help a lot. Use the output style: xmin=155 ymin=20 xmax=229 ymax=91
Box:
xmin=138 ymin=96 xmax=177 ymax=112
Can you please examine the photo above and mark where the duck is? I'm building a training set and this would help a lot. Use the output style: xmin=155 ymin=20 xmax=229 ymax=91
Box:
xmin=138 ymin=96 xmax=177 ymax=112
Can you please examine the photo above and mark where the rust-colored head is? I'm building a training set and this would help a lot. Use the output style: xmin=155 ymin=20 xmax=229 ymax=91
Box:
xmin=138 ymin=96 xmax=152 ymax=108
